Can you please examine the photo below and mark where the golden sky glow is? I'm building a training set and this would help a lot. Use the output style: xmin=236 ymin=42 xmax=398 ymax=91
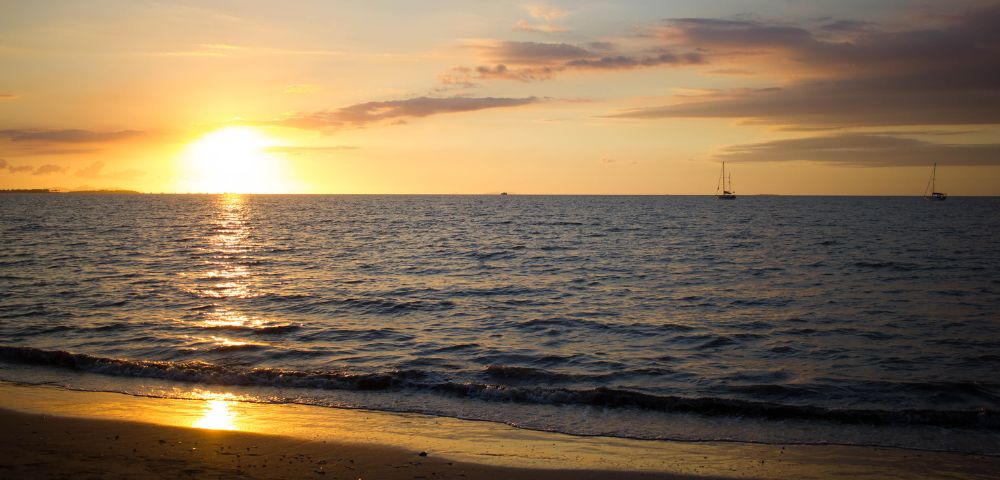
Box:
xmin=1 ymin=1 xmax=999 ymax=194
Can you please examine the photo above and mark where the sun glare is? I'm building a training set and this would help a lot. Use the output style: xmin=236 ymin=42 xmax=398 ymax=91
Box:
xmin=181 ymin=126 xmax=294 ymax=193
xmin=192 ymin=399 xmax=238 ymax=430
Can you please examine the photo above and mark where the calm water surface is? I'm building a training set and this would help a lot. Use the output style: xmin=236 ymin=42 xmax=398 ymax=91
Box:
xmin=2 ymin=194 xmax=998 ymax=452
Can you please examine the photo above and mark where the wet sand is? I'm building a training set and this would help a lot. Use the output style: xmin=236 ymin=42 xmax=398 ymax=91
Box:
xmin=0 ymin=382 xmax=997 ymax=479
xmin=0 ymin=409 xmax=697 ymax=480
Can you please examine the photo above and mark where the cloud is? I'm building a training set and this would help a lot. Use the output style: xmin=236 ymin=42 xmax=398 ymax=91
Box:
xmin=457 ymin=64 xmax=558 ymax=82
xmin=566 ymin=52 xmax=704 ymax=70
xmin=74 ymin=161 xmax=145 ymax=180
xmin=487 ymin=41 xmax=593 ymax=65
xmin=1 ymin=159 xmax=69 ymax=174
xmin=31 ymin=164 xmax=68 ymax=175
xmin=513 ymin=5 xmax=570 ymax=34
xmin=0 ymin=129 xmax=143 ymax=143
xmin=75 ymin=161 xmax=104 ymax=178
xmin=278 ymin=96 xmax=542 ymax=129
xmin=446 ymin=40 xmax=704 ymax=84
xmin=820 ymin=19 xmax=874 ymax=32
xmin=525 ymin=5 xmax=568 ymax=21
xmin=512 ymin=20 xmax=567 ymax=34
xmin=614 ymin=5 xmax=1000 ymax=127
xmin=0 ymin=94 xmax=16 ymax=100
xmin=610 ymin=77 xmax=1000 ymax=127
xmin=9 ymin=165 xmax=34 ymax=173
xmin=715 ymin=133 xmax=1000 ymax=167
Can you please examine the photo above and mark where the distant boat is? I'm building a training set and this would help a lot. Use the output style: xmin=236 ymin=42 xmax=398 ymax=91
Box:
xmin=923 ymin=163 xmax=947 ymax=201
xmin=500 ymin=192 xmax=508 ymax=196
xmin=715 ymin=162 xmax=735 ymax=200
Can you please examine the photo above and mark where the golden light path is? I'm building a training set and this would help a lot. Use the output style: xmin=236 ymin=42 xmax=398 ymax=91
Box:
xmin=181 ymin=126 xmax=296 ymax=194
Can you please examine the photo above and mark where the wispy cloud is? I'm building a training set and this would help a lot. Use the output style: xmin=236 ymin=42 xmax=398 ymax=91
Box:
xmin=0 ymin=94 xmax=16 ymax=100
xmin=525 ymin=5 xmax=569 ymax=21
xmin=1 ymin=158 xmax=71 ymax=175
xmin=513 ymin=4 xmax=570 ymax=34
xmin=31 ymin=164 xmax=68 ymax=175
xmin=486 ymin=41 xmax=593 ymax=64
xmin=277 ymin=96 xmax=542 ymax=130
xmin=0 ymin=129 xmax=143 ymax=143
xmin=716 ymin=133 xmax=1000 ymax=167
xmin=512 ymin=19 xmax=567 ymax=34
xmin=74 ymin=161 xmax=144 ymax=180
xmin=819 ymin=19 xmax=874 ymax=32
xmin=444 ymin=40 xmax=703 ymax=84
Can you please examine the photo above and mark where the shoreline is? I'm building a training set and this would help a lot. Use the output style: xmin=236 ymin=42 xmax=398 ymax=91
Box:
xmin=1 ymin=382 xmax=998 ymax=479
xmin=1 ymin=409 xmax=694 ymax=480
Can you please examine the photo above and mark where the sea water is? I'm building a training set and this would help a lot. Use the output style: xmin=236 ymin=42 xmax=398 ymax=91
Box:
xmin=1 ymin=194 xmax=998 ymax=453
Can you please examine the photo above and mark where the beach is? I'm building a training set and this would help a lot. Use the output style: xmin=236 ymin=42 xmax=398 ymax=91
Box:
xmin=2 ymin=381 xmax=998 ymax=479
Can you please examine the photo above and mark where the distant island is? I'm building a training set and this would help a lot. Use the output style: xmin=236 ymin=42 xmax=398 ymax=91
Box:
xmin=71 ymin=189 xmax=142 ymax=194
xmin=0 ymin=189 xmax=142 ymax=194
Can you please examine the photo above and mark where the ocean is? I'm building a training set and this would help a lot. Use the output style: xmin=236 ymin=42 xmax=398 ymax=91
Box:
xmin=1 ymin=194 xmax=998 ymax=454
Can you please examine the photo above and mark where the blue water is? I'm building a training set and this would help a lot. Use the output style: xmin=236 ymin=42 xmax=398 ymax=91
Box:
xmin=2 ymin=194 xmax=999 ymax=453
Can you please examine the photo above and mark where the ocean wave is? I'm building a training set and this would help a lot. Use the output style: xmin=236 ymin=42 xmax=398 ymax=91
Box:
xmin=1 ymin=345 xmax=997 ymax=430
xmin=483 ymin=364 xmax=575 ymax=383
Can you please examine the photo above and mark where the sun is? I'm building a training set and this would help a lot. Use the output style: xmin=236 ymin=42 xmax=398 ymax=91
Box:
xmin=181 ymin=126 xmax=294 ymax=193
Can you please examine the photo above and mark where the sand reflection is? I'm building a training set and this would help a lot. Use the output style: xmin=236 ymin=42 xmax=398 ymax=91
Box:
xmin=192 ymin=397 xmax=238 ymax=431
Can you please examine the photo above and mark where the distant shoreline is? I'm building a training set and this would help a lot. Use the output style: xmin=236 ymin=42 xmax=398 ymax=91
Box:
xmin=0 ymin=189 xmax=142 ymax=194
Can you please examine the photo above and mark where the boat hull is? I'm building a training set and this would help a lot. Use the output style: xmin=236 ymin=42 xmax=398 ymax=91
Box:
xmin=715 ymin=195 xmax=736 ymax=200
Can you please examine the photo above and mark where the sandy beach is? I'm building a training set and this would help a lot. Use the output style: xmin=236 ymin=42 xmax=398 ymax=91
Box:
xmin=1 ymin=382 xmax=997 ymax=480
xmin=2 ymin=408 xmax=695 ymax=480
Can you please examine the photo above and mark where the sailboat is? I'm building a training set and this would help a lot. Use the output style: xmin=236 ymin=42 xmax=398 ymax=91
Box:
xmin=715 ymin=162 xmax=735 ymax=200
xmin=923 ymin=163 xmax=947 ymax=201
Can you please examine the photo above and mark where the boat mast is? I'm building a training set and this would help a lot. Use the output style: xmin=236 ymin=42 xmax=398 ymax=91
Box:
xmin=931 ymin=163 xmax=936 ymax=193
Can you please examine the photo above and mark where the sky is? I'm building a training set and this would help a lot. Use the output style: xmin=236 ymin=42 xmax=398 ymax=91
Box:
xmin=1 ymin=0 xmax=999 ymax=194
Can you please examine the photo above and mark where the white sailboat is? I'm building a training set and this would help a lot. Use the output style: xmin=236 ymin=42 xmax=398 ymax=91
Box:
xmin=715 ymin=162 xmax=735 ymax=200
xmin=923 ymin=163 xmax=947 ymax=201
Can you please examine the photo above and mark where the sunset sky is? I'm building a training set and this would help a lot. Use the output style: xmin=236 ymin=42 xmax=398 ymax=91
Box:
xmin=2 ymin=0 xmax=999 ymax=194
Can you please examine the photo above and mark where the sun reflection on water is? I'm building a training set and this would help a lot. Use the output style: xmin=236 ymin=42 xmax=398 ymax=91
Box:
xmin=201 ymin=195 xmax=257 ymax=298
xmin=201 ymin=308 xmax=267 ymax=329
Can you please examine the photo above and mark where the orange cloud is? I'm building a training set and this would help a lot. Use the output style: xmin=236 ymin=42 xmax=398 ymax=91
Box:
xmin=278 ymin=96 xmax=542 ymax=130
